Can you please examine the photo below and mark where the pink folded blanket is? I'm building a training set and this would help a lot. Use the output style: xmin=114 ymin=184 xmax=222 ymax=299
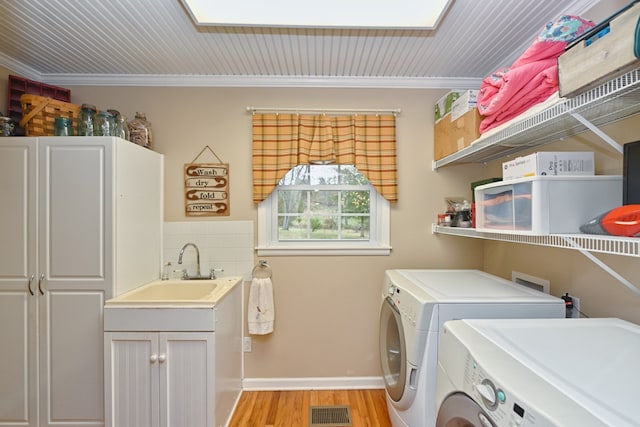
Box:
xmin=478 ymin=15 xmax=595 ymax=134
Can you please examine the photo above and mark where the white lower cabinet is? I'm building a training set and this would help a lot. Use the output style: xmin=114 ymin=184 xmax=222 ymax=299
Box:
xmin=105 ymin=332 xmax=215 ymax=427
xmin=104 ymin=280 xmax=243 ymax=427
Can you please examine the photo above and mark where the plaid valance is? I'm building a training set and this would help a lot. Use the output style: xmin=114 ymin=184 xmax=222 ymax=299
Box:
xmin=252 ymin=113 xmax=398 ymax=204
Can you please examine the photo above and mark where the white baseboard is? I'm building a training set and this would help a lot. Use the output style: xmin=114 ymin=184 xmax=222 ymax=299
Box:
xmin=222 ymin=388 xmax=244 ymax=427
xmin=242 ymin=376 xmax=385 ymax=391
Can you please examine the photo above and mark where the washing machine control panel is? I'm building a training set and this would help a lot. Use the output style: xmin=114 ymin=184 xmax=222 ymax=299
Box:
xmin=464 ymin=356 xmax=543 ymax=426
xmin=385 ymin=283 xmax=425 ymax=331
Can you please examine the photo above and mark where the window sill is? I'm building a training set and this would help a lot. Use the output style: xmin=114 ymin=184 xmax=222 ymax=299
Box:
xmin=256 ymin=245 xmax=392 ymax=256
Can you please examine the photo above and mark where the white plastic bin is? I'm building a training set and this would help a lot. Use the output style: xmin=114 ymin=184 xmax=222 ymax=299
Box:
xmin=474 ymin=176 xmax=622 ymax=235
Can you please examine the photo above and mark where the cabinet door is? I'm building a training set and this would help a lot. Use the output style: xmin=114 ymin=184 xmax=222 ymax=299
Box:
xmin=160 ymin=333 xmax=215 ymax=427
xmin=38 ymin=138 xmax=113 ymax=291
xmin=38 ymin=138 xmax=113 ymax=427
xmin=0 ymin=139 xmax=37 ymax=427
xmin=105 ymin=332 xmax=160 ymax=427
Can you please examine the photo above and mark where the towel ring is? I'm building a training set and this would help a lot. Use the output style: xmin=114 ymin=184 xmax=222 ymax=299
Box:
xmin=252 ymin=260 xmax=272 ymax=279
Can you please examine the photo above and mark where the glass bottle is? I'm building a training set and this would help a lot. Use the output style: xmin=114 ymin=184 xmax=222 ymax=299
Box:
xmin=94 ymin=111 xmax=115 ymax=136
xmin=128 ymin=112 xmax=153 ymax=149
xmin=162 ymin=262 xmax=171 ymax=280
xmin=118 ymin=115 xmax=130 ymax=140
xmin=77 ymin=104 xmax=96 ymax=136
xmin=54 ymin=117 xmax=74 ymax=136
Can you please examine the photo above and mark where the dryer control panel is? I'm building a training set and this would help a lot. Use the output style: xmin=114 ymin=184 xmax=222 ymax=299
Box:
xmin=438 ymin=321 xmax=555 ymax=427
xmin=463 ymin=354 xmax=539 ymax=426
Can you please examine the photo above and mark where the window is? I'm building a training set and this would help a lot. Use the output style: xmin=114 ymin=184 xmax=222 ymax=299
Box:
xmin=182 ymin=0 xmax=452 ymax=29
xmin=258 ymin=164 xmax=390 ymax=256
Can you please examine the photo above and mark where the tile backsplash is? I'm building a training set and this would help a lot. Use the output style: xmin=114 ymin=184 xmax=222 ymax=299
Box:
xmin=163 ymin=221 xmax=254 ymax=281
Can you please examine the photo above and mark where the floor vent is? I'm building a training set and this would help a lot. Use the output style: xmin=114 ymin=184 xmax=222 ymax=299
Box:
xmin=309 ymin=405 xmax=353 ymax=426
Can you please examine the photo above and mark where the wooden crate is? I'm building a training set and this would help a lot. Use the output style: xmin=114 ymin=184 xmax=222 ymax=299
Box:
xmin=8 ymin=75 xmax=71 ymax=136
xmin=559 ymin=2 xmax=640 ymax=98
xmin=19 ymin=94 xmax=80 ymax=136
xmin=434 ymin=109 xmax=482 ymax=160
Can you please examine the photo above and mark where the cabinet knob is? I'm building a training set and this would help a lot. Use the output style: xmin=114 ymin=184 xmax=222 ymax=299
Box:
xmin=150 ymin=354 xmax=158 ymax=363
xmin=158 ymin=354 xmax=166 ymax=363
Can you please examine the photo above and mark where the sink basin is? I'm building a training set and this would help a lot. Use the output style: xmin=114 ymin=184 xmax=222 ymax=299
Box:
xmin=117 ymin=280 xmax=218 ymax=301
xmin=104 ymin=276 xmax=243 ymax=331
xmin=106 ymin=276 xmax=241 ymax=306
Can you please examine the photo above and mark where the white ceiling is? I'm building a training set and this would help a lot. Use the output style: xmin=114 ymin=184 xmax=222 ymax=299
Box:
xmin=0 ymin=0 xmax=603 ymax=88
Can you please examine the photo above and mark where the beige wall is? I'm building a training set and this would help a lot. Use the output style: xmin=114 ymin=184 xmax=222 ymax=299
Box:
xmin=3 ymin=21 xmax=639 ymax=379
xmin=10 ymin=83 xmax=484 ymax=379
xmin=481 ymin=117 xmax=640 ymax=325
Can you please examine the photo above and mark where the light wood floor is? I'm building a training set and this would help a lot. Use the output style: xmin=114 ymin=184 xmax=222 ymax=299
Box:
xmin=228 ymin=389 xmax=393 ymax=427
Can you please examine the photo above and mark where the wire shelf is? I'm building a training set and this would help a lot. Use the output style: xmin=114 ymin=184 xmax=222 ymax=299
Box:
xmin=432 ymin=225 xmax=640 ymax=258
xmin=433 ymin=68 xmax=640 ymax=169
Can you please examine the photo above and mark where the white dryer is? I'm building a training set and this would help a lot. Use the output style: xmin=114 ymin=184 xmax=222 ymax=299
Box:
xmin=379 ymin=269 xmax=565 ymax=427
xmin=436 ymin=318 xmax=640 ymax=427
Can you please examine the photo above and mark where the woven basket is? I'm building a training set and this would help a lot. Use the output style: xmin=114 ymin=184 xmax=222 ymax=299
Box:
xmin=19 ymin=94 xmax=81 ymax=136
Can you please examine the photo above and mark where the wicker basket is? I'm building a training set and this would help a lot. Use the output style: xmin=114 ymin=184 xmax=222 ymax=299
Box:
xmin=19 ymin=94 xmax=81 ymax=136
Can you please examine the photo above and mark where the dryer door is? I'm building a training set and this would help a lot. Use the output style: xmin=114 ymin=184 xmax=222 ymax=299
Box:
xmin=379 ymin=296 xmax=406 ymax=402
xmin=436 ymin=393 xmax=496 ymax=427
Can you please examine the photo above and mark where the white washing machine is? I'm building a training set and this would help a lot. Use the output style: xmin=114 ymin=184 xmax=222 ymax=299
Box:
xmin=379 ymin=269 xmax=565 ymax=427
xmin=436 ymin=318 xmax=640 ymax=427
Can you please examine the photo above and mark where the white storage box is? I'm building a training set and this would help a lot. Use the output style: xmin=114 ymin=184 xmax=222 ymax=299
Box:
xmin=450 ymin=90 xmax=479 ymax=122
xmin=474 ymin=176 xmax=622 ymax=235
xmin=502 ymin=152 xmax=595 ymax=180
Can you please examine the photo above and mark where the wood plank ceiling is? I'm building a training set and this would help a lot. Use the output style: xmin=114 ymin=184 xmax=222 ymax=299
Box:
xmin=0 ymin=0 xmax=601 ymax=87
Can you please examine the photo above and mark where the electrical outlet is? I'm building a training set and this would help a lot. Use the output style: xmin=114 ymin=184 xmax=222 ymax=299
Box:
xmin=243 ymin=337 xmax=252 ymax=352
xmin=569 ymin=295 xmax=580 ymax=318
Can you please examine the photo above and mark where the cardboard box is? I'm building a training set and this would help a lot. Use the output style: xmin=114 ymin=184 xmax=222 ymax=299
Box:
xmin=434 ymin=90 xmax=462 ymax=122
xmin=474 ymin=175 xmax=622 ymax=235
xmin=502 ymin=152 xmax=595 ymax=180
xmin=434 ymin=109 xmax=482 ymax=160
xmin=559 ymin=2 xmax=640 ymax=98
xmin=450 ymin=90 xmax=479 ymax=121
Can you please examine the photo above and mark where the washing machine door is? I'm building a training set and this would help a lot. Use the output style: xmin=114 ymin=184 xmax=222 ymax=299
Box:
xmin=436 ymin=393 xmax=496 ymax=427
xmin=379 ymin=296 xmax=406 ymax=402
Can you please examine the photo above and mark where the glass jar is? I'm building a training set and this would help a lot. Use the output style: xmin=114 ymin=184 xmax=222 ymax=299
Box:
xmin=108 ymin=109 xmax=130 ymax=140
xmin=117 ymin=115 xmax=130 ymax=140
xmin=0 ymin=116 xmax=15 ymax=136
xmin=94 ymin=112 xmax=115 ymax=136
xmin=77 ymin=104 xmax=96 ymax=136
xmin=128 ymin=112 xmax=153 ymax=149
xmin=54 ymin=117 xmax=74 ymax=136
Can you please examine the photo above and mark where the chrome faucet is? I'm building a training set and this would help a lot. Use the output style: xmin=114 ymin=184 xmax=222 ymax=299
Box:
xmin=178 ymin=242 xmax=201 ymax=279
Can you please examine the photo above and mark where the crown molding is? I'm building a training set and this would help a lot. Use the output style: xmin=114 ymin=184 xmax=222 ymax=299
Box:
xmin=0 ymin=50 xmax=482 ymax=89
xmin=31 ymin=73 xmax=483 ymax=89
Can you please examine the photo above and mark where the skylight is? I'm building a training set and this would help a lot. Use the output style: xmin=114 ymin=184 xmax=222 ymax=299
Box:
xmin=181 ymin=0 xmax=453 ymax=29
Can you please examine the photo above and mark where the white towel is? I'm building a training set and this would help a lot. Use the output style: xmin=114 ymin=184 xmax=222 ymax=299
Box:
xmin=248 ymin=277 xmax=275 ymax=335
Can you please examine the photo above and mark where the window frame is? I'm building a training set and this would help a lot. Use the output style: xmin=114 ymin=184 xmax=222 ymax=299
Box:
xmin=257 ymin=168 xmax=391 ymax=256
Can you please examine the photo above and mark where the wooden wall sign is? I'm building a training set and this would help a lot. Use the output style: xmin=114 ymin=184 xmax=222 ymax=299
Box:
xmin=184 ymin=163 xmax=229 ymax=216
xmin=184 ymin=147 xmax=229 ymax=216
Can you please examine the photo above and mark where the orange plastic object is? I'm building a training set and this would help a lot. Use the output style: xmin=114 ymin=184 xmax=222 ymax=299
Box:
xmin=580 ymin=205 xmax=640 ymax=237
